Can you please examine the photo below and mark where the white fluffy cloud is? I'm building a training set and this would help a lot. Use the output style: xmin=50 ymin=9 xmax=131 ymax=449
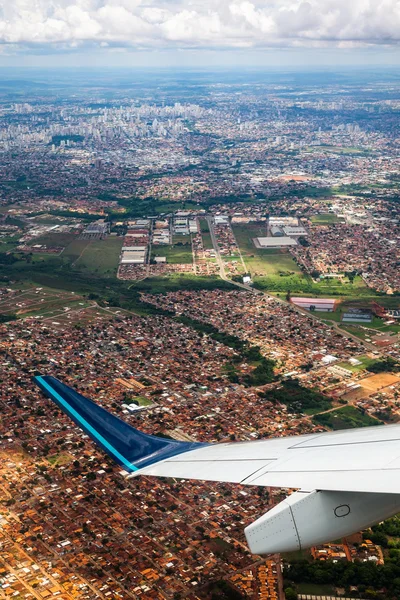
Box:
xmin=0 ymin=0 xmax=399 ymax=50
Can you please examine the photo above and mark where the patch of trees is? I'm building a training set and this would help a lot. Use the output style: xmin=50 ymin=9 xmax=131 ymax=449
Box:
xmin=372 ymin=516 xmax=400 ymax=538
xmin=261 ymin=379 xmax=332 ymax=413
xmin=207 ymin=580 xmax=245 ymax=600
xmin=366 ymin=358 xmax=399 ymax=374
xmin=50 ymin=134 xmax=84 ymax=146
xmin=285 ymin=556 xmax=400 ymax=598
xmin=0 ymin=252 xmax=18 ymax=265
xmin=0 ymin=313 xmax=17 ymax=323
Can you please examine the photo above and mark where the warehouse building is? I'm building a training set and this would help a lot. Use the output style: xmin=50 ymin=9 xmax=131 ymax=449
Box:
xmin=254 ymin=237 xmax=297 ymax=248
xmin=342 ymin=309 xmax=373 ymax=323
xmin=291 ymin=297 xmax=336 ymax=312
xmin=120 ymin=246 xmax=147 ymax=264
xmin=282 ymin=226 xmax=308 ymax=237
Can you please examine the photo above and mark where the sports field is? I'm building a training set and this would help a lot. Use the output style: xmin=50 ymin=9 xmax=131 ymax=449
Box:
xmin=336 ymin=355 xmax=379 ymax=373
xmin=358 ymin=373 xmax=400 ymax=393
xmin=311 ymin=213 xmax=345 ymax=225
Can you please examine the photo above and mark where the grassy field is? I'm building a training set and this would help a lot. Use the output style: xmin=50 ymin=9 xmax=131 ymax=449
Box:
xmin=307 ymin=145 xmax=365 ymax=155
xmin=337 ymin=355 xmax=379 ymax=373
xmin=314 ymin=406 xmax=383 ymax=430
xmin=232 ymin=223 xmax=304 ymax=277
xmin=62 ymin=239 xmax=90 ymax=263
xmin=255 ymin=274 xmax=376 ymax=299
xmin=74 ymin=237 xmax=124 ymax=276
xmin=311 ymin=213 xmax=345 ymax=225
xmin=199 ymin=218 xmax=214 ymax=250
xmin=31 ymin=232 xmax=78 ymax=247
xmin=151 ymin=242 xmax=193 ymax=264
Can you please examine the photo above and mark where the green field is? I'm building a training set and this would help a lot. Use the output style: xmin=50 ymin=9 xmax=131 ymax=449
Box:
xmin=62 ymin=239 xmax=91 ymax=263
xmin=74 ymin=237 xmax=124 ymax=276
xmin=232 ymin=224 xmax=304 ymax=277
xmin=125 ymin=396 xmax=153 ymax=407
xmin=307 ymin=145 xmax=365 ymax=155
xmin=199 ymin=218 xmax=214 ymax=250
xmin=314 ymin=406 xmax=383 ymax=430
xmin=31 ymin=232 xmax=78 ymax=247
xmin=337 ymin=355 xmax=379 ymax=373
xmin=152 ymin=242 xmax=193 ymax=264
xmin=311 ymin=213 xmax=345 ymax=225
xmin=255 ymin=274 xmax=375 ymax=299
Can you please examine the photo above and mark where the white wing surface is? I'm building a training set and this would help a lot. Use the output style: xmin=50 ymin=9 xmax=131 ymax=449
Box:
xmin=136 ymin=425 xmax=400 ymax=494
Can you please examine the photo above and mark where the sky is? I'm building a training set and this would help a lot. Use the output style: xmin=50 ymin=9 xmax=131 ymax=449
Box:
xmin=0 ymin=0 xmax=399 ymax=68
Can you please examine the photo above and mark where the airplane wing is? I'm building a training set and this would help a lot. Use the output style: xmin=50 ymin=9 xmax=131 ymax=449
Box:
xmin=34 ymin=375 xmax=400 ymax=554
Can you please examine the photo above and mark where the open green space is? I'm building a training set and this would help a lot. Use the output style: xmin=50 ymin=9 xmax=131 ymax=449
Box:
xmin=339 ymin=324 xmax=367 ymax=339
xmin=232 ymin=223 xmax=304 ymax=278
xmin=47 ymin=453 xmax=72 ymax=466
xmin=0 ymin=239 xmax=20 ymax=253
xmin=311 ymin=309 xmax=343 ymax=323
xmin=313 ymin=406 xmax=383 ymax=430
xmin=255 ymin=274 xmax=376 ymax=299
xmin=311 ymin=213 xmax=345 ymax=225
xmin=337 ymin=355 xmax=380 ymax=373
xmin=199 ymin=218 xmax=214 ymax=250
xmin=151 ymin=242 xmax=193 ymax=264
xmin=0 ymin=249 xmax=236 ymax=316
xmin=62 ymin=239 xmax=90 ymax=263
xmin=306 ymin=145 xmax=366 ymax=155
xmin=125 ymin=396 xmax=153 ymax=407
xmin=16 ymin=299 xmax=90 ymax=319
xmin=74 ymin=237 xmax=123 ymax=276
xmin=31 ymin=232 xmax=78 ymax=248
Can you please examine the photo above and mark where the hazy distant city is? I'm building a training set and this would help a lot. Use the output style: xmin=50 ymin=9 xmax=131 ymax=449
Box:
xmin=0 ymin=67 xmax=399 ymax=599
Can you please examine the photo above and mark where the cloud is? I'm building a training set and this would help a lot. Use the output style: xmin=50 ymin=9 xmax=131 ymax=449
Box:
xmin=0 ymin=0 xmax=399 ymax=51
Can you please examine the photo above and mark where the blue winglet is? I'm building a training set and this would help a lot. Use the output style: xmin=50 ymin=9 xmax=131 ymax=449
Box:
xmin=34 ymin=375 xmax=206 ymax=472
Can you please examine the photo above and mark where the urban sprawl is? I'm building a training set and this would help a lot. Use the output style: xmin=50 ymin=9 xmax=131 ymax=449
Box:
xmin=0 ymin=70 xmax=399 ymax=600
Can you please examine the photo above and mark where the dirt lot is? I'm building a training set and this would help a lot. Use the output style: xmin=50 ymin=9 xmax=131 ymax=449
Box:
xmin=358 ymin=373 xmax=400 ymax=392
xmin=343 ymin=373 xmax=400 ymax=401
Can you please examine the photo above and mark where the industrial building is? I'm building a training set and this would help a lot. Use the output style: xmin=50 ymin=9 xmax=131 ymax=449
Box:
xmin=282 ymin=226 xmax=308 ymax=237
xmin=291 ymin=297 xmax=336 ymax=312
xmin=269 ymin=216 xmax=299 ymax=227
xmin=120 ymin=246 xmax=147 ymax=264
xmin=342 ymin=309 xmax=373 ymax=323
xmin=255 ymin=237 xmax=297 ymax=248
xmin=81 ymin=220 xmax=110 ymax=239
xmin=270 ymin=226 xmax=284 ymax=237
